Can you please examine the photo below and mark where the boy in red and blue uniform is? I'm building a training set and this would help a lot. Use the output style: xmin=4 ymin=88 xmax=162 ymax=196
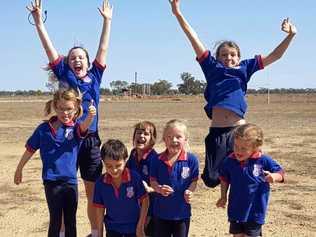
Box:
xmin=93 ymin=139 xmax=149 ymax=237
xmin=216 ymin=124 xmax=284 ymax=236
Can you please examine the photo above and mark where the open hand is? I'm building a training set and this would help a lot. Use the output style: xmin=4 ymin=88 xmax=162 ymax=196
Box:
xmin=26 ymin=0 xmax=42 ymax=22
xmin=98 ymin=0 xmax=113 ymax=20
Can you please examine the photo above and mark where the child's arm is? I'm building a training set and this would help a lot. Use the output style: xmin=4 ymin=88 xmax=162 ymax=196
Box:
xmin=263 ymin=170 xmax=284 ymax=183
xmin=79 ymin=101 xmax=96 ymax=133
xmin=95 ymin=207 xmax=105 ymax=237
xmin=261 ymin=18 xmax=297 ymax=67
xmin=142 ymin=180 xmax=155 ymax=193
xmin=169 ymin=0 xmax=206 ymax=58
xmin=136 ymin=195 xmax=149 ymax=237
xmin=150 ymin=180 xmax=174 ymax=197
xmin=14 ymin=150 xmax=34 ymax=185
xmin=95 ymin=0 xmax=113 ymax=67
xmin=216 ymin=180 xmax=229 ymax=208
xmin=184 ymin=180 xmax=197 ymax=204
xmin=26 ymin=0 xmax=59 ymax=63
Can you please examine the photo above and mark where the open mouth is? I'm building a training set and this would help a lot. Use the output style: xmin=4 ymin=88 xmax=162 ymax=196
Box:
xmin=74 ymin=66 xmax=82 ymax=74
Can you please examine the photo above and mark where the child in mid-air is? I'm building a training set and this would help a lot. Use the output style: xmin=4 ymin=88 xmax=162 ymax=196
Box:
xmin=169 ymin=0 xmax=296 ymax=188
xmin=150 ymin=119 xmax=199 ymax=237
xmin=216 ymin=124 xmax=284 ymax=237
xmin=14 ymin=88 xmax=96 ymax=237
xmin=126 ymin=121 xmax=159 ymax=236
xmin=27 ymin=0 xmax=112 ymax=234
xmin=93 ymin=139 xmax=149 ymax=237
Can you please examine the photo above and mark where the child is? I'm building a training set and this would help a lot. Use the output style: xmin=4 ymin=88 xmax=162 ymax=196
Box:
xmin=169 ymin=0 xmax=296 ymax=188
xmin=93 ymin=139 xmax=149 ymax=237
xmin=27 ymin=0 xmax=113 ymax=234
xmin=126 ymin=121 xmax=159 ymax=236
xmin=14 ymin=88 xmax=96 ymax=237
xmin=150 ymin=119 xmax=199 ymax=237
xmin=216 ymin=124 xmax=284 ymax=237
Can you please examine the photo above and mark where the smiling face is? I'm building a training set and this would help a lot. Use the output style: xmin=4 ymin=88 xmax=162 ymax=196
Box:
xmin=163 ymin=126 xmax=187 ymax=157
xmin=54 ymin=98 xmax=78 ymax=124
xmin=67 ymin=47 xmax=90 ymax=78
xmin=134 ymin=128 xmax=152 ymax=150
xmin=104 ymin=158 xmax=126 ymax=179
xmin=217 ymin=45 xmax=240 ymax=68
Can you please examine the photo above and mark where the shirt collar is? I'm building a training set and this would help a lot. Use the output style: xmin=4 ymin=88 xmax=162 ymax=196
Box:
xmin=159 ymin=149 xmax=187 ymax=167
xmin=103 ymin=168 xmax=131 ymax=184
xmin=131 ymin=148 xmax=153 ymax=161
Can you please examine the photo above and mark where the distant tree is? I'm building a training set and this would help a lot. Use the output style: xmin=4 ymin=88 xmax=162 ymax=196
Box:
xmin=129 ymin=83 xmax=144 ymax=95
xmin=177 ymin=72 xmax=206 ymax=95
xmin=100 ymin=87 xmax=112 ymax=95
xmin=151 ymin=80 xmax=172 ymax=95
xmin=110 ymin=80 xmax=129 ymax=95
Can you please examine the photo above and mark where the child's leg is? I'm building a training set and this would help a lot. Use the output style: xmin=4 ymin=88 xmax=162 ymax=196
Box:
xmin=63 ymin=183 xmax=78 ymax=237
xmin=78 ymin=133 xmax=103 ymax=234
xmin=44 ymin=181 xmax=63 ymax=236
xmin=153 ymin=218 xmax=172 ymax=237
xmin=172 ymin=218 xmax=190 ymax=237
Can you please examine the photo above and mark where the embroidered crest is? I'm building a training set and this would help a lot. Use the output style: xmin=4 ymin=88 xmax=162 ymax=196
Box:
xmin=126 ymin=186 xmax=134 ymax=198
xmin=65 ymin=128 xmax=74 ymax=140
xmin=181 ymin=167 xmax=190 ymax=179
xmin=142 ymin=165 xmax=148 ymax=176
xmin=82 ymin=76 xmax=92 ymax=83
xmin=253 ymin=164 xmax=262 ymax=177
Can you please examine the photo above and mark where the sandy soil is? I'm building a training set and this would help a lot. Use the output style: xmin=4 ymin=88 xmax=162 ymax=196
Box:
xmin=0 ymin=94 xmax=315 ymax=236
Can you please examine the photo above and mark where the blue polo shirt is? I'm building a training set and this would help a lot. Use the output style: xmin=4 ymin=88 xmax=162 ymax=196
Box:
xmin=49 ymin=56 xmax=105 ymax=132
xmin=219 ymin=152 xmax=284 ymax=224
xmin=197 ymin=51 xmax=264 ymax=119
xmin=126 ymin=148 xmax=159 ymax=216
xmin=126 ymin=148 xmax=158 ymax=184
xmin=26 ymin=116 xmax=85 ymax=184
xmin=93 ymin=168 xmax=148 ymax=234
xmin=150 ymin=150 xmax=199 ymax=220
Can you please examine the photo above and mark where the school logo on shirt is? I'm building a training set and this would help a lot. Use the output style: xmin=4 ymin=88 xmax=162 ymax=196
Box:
xmin=82 ymin=76 xmax=92 ymax=83
xmin=181 ymin=167 xmax=190 ymax=179
xmin=126 ymin=186 xmax=135 ymax=198
xmin=142 ymin=165 xmax=148 ymax=176
xmin=253 ymin=164 xmax=262 ymax=177
xmin=65 ymin=128 xmax=74 ymax=140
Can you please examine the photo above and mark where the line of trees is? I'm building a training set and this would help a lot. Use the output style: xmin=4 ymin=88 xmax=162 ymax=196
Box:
xmin=1 ymin=72 xmax=316 ymax=96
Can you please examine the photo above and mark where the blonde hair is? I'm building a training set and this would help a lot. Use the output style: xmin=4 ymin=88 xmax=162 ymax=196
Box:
xmin=44 ymin=88 xmax=83 ymax=120
xmin=133 ymin=121 xmax=157 ymax=148
xmin=234 ymin=123 xmax=263 ymax=148
xmin=163 ymin=119 xmax=190 ymax=150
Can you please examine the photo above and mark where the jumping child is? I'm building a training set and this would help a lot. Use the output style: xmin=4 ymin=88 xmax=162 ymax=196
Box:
xmin=126 ymin=121 xmax=159 ymax=236
xmin=27 ymin=0 xmax=113 ymax=234
xmin=94 ymin=139 xmax=149 ymax=237
xmin=14 ymin=88 xmax=96 ymax=237
xmin=216 ymin=123 xmax=284 ymax=237
xmin=169 ymin=0 xmax=296 ymax=188
xmin=150 ymin=119 xmax=199 ymax=237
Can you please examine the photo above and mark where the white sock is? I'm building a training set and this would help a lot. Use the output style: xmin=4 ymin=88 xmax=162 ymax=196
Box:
xmin=59 ymin=232 xmax=65 ymax=237
xmin=91 ymin=229 xmax=98 ymax=237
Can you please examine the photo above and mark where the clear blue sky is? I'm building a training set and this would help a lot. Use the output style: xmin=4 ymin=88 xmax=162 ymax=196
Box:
xmin=1 ymin=0 xmax=315 ymax=91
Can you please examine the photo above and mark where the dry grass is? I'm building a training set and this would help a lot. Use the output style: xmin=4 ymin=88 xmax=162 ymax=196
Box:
xmin=0 ymin=94 xmax=315 ymax=236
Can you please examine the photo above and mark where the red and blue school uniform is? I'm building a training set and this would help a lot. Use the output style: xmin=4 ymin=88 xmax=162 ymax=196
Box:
xmin=197 ymin=50 xmax=264 ymax=188
xmin=26 ymin=116 xmax=86 ymax=236
xmin=150 ymin=150 xmax=199 ymax=220
xmin=219 ymin=152 xmax=284 ymax=225
xmin=49 ymin=56 xmax=106 ymax=181
xmin=93 ymin=168 xmax=148 ymax=235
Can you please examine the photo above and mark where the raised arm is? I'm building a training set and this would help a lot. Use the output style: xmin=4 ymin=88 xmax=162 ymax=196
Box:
xmin=27 ymin=0 xmax=59 ymax=63
xmin=79 ymin=101 xmax=96 ymax=132
xmin=95 ymin=0 xmax=113 ymax=67
xmin=169 ymin=0 xmax=206 ymax=58
xmin=261 ymin=18 xmax=297 ymax=67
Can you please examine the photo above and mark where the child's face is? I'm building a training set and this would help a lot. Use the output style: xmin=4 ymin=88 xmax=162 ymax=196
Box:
xmin=163 ymin=127 xmax=187 ymax=156
xmin=68 ymin=48 xmax=89 ymax=79
xmin=233 ymin=137 xmax=257 ymax=162
xmin=134 ymin=127 xmax=152 ymax=151
xmin=55 ymin=99 xmax=77 ymax=124
xmin=217 ymin=46 xmax=240 ymax=68
xmin=104 ymin=158 xmax=126 ymax=179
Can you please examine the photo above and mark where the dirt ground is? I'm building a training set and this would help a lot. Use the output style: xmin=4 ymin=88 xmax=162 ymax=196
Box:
xmin=0 ymin=94 xmax=315 ymax=236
